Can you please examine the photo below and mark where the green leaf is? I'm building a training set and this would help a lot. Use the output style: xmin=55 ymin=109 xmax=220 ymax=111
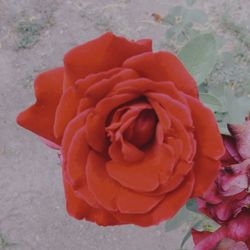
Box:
xmin=163 ymin=6 xmax=207 ymax=26
xmin=189 ymin=9 xmax=208 ymax=24
xmin=218 ymin=125 xmax=230 ymax=135
xmin=163 ymin=6 xmax=188 ymax=25
xmin=178 ymin=33 xmax=217 ymax=85
xmin=186 ymin=199 xmax=199 ymax=213
xmin=186 ymin=0 xmax=196 ymax=6
xmin=202 ymin=216 xmax=220 ymax=232
xmin=199 ymin=93 xmax=223 ymax=112
xmin=180 ymin=220 xmax=203 ymax=248
xmin=165 ymin=206 xmax=190 ymax=232
xmin=165 ymin=28 xmax=176 ymax=39
xmin=185 ymin=27 xmax=201 ymax=41
xmin=180 ymin=230 xmax=192 ymax=248
xmin=224 ymin=87 xmax=250 ymax=124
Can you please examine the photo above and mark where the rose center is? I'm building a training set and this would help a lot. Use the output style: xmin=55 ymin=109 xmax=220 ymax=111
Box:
xmin=124 ymin=109 xmax=157 ymax=148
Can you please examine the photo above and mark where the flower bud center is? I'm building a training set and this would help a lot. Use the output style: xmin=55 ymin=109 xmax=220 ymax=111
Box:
xmin=124 ymin=109 xmax=157 ymax=148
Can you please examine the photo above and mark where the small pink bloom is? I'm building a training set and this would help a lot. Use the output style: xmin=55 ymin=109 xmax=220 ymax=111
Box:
xmin=228 ymin=114 xmax=250 ymax=160
xmin=197 ymin=116 xmax=250 ymax=224
xmin=192 ymin=211 xmax=250 ymax=250
xmin=192 ymin=116 xmax=250 ymax=250
xmin=215 ymin=238 xmax=248 ymax=250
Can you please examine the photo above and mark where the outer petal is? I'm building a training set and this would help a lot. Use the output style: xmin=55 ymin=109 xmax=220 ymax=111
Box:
xmin=123 ymin=51 xmax=198 ymax=97
xmin=114 ymin=171 xmax=195 ymax=226
xmin=192 ymin=229 xmax=212 ymax=245
xmin=61 ymin=111 xmax=100 ymax=208
xmin=222 ymin=135 xmax=242 ymax=164
xmin=185 ymin=94 xmax=225 ymax=159
xmin=86 ymin=151 xmax=164 ymax=214
xmin=54 ymin=87 xmax=80 ymax=138
xmin=193 ymin=227 xmax=227 ymax=250
xmin=184 ymin=94 xmax=224 ymax=196
xmin=63 ymin=32 xmax=152 ymax=90
xmin=63 ymin=179 xmax=118 ymax=226
xmin=61 ymin=110 xmax=90 ymax=160
xmin=192 ymin=155 xmax=221 ymax=197
xmin=17 ymin=67 xmax=64 ymax=145
xmin=153 ymin=160 xmax=193 ymax=195
xmin=65 ymin=127 xmax=89 ymax=187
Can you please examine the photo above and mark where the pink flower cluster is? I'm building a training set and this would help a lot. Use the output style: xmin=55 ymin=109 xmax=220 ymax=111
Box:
xmin=192 ymin=115 xmax=250 ymax=250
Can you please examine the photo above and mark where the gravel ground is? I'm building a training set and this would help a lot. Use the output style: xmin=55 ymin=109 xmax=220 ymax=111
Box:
xmin=0 ymin=0 xmax=249 ymax=249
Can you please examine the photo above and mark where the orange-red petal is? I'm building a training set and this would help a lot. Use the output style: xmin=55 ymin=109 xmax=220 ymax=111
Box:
xmin=63 ymin=179 xmax=118 ymax=225
xmin=54 ymin=87 xmax=80 ymax=138
xmin=63 ymin=32 xmax=152 ymax=90
xmin=61 ymin=110 xmax=90 ymax=160
xmin=191 ymin=155 xmax=221 ymax=197
xmin=17 ymin=67 xmax=64 ymax=145
xmin=114 ymin=171 xmax=195 ymax=226
xmin=106 ymin=143 xmax=176 ymax=192
xmin=123 ymin=51 xmax=198 ymax=97
xmin=85 ymin=93 xmax=137 ymax=152
xmin=185 ymin=94 xmax=225 ymax=159
xmin=86 ymin=151 xmax=164 ymax=214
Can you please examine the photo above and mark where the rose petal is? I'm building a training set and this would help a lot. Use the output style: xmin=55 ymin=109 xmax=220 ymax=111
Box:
xmin=169 ymin=116 xmax=196 ymax=161
xmin=194 ymin=227 xmax=228 ymax=250
xmin=192 ymin=155 xmax=221 ymax=197
xmin=147 ymin=92 xmax=193 ymax=128
xmin=63 ymin=179 xmax=118 ymax=226
xmin=114 ymin=171 xmax=194 ymax=226
xmin=17 ymin=67 xmax=64 ymax=145
xmin=185 ymin=94 xmax=225 ymax=159
xmin=61 ymin=111 xmax=103 ymax=208
xmin=61 ymin=110 xmax=90 ymax=160
xmin=193 ymin=212 xmax=250 ymax=250
xmin=54 ymin=68 xmax=125 ymax=138
xmin=63 ymin=32 xmax=152 ymax=90
xmin=85 ymin=93 xmax=137 ymax=152
xmin=192 ymin=229 xmax=212 ymax=245
xmin=65 ymin=127 xmax=89 ymax=187
xmin=153 ymin=160 xmax=193 ymax=195
xmin=222 ymin=135 xmax=242 ymax=163
xmin=54 ymin=87 xmax=80 ymax=138
xmin=110 ymin=78 xmax=187 ymax=104
xmin=85 ymin=68 xmax=139 ymax=101
xmin=108 ymin=140 xmax=145 ymax=163
xmin=148 ymin=99 xmax=171 ymax=133
xmin=228 ymin=120 xmax=250 ymax=160
xmin=86 ymin=151 xmax=165 ymax=214
xmin=123 ymin=51 xmax=198 ymax=97
xmin=106 ymin=143 xmax=176 ymax=192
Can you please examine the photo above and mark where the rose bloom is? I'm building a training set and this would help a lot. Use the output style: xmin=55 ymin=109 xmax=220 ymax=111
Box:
xmin=192 ymin=116 xmax=250 ymax=249
xmin=17 ymin=33 xmax=224 ymax=226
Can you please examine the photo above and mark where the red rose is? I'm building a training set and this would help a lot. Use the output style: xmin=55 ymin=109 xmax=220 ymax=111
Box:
xmin=17 ymin=32 xmax=224 ymax=226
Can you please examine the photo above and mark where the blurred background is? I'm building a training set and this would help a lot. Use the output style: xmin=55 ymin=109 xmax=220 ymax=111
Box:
xmin=0 ymin=0 xmax=249 ymax=249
